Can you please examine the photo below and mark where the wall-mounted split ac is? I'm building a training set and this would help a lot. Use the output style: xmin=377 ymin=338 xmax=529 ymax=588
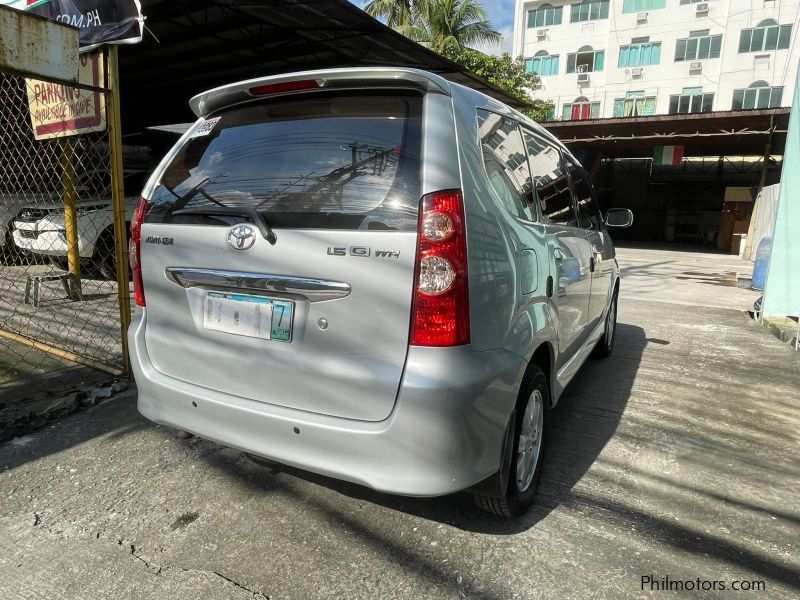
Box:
xmin=696 ymin=3 xmax=709 ymax=15
xmin=689 ymin=61 xmax=702 ymax=73
xmin=631 ymin=67 xmax=644 ymax=79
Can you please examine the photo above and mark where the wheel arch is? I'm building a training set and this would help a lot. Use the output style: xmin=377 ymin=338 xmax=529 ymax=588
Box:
xmin=528 ymin=341 xmax=555 ymax=408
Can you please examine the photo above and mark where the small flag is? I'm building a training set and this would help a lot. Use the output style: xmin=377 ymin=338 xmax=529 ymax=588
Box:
xmin=653 ymin=145 xmax=684 ymax=166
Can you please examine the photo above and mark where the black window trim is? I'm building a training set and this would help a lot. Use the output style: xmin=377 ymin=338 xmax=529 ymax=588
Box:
xmin=563 ymin=155 xmax=603 ymax=232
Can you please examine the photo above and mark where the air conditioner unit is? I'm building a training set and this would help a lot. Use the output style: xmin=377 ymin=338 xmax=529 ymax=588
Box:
xmin=536 ymin=28 xmax=548 ymax=40
xmin=577 ymin=72 xmax=590 ymax=83
xmin=637 ymin=11 xmax=648 ymax=23
xmin=689 ymin=61 xmax=702 ymax=73
xmin=577 ymin=64 xmax=590 ymax=73
xmin=631 ymin=67 xmax=644 ymax=78
xmin=696 ymin=2 xmax=709 ymax=15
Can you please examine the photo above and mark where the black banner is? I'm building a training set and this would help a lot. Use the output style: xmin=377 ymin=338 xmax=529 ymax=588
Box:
xmin=6 ymin=0 xmax=142 ymax=49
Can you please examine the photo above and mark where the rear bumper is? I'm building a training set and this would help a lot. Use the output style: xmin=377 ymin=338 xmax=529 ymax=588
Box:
xmin=129 ymin=309 xmax=525 ymax=496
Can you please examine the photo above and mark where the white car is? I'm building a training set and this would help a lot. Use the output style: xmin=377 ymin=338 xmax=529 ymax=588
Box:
xmin=0 ymin=194 xmax=57 ymax=261
xmin=12 ymin=197 xmax=139 ymax=278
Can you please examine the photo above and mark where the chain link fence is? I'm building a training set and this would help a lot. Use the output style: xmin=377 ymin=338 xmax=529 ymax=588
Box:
xmin=0 ymin=69 xmax=128 ymax=404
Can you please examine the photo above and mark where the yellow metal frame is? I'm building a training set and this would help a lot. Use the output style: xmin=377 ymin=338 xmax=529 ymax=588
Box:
xmin=0 ymin=328 xmax=123 ymax=376
xmin=107 ymin=46 xmax=132 ymax=375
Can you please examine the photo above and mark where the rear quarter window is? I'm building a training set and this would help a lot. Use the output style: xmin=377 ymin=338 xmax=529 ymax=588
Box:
xmin=147 ymin=91 xmax=423 ymax=231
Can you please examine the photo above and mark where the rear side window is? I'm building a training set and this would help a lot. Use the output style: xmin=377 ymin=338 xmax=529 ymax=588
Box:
xmin=147 ymin=92 xmax=423 ymax=231
xmin=477 ymin=110 xmax=533 ymax=219
xmin=522 ymin=131 xmax=576 ymax=226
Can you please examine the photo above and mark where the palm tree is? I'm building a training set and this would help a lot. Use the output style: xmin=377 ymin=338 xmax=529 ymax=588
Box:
xmin=364 ymin=0 xmax=429 ymax=29
xmin=395 ymin=0 xmax=501 ymax=53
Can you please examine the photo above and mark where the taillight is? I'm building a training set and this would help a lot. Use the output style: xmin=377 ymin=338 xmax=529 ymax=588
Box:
xmin=248 ymin=79 xmax=320 ymax=96
xmin=410 ymin=190 xmax=470 ymax=346
xmin=130 ymin=197 xmax=149 ymax=307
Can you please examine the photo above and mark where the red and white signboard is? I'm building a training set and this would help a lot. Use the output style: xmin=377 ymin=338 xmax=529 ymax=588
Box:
xmin=25 ymin=50 xmax=105 ymax=140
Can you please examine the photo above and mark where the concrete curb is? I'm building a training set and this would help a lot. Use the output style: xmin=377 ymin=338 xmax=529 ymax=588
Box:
xmin=762 ymin=316 xmax=799 ymax=349
xmin=0 ymin=379 xmax=129 ymax=444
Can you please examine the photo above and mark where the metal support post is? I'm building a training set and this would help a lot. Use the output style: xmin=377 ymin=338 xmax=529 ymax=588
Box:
xmin=758 ymin=121 xmax=774 ymax=191
xmin=60 ymin=137 xmax=81 ymax=299
xmin=107 ymin=45 xmax=132 ymax=374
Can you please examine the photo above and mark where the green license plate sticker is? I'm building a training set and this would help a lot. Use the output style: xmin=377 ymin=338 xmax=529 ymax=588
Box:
xmin=204 ymin=292 xmax=293 ymax=342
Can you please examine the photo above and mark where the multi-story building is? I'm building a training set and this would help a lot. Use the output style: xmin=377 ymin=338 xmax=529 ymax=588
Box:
xmin=512 ymin=0 xmax=800 ymax=120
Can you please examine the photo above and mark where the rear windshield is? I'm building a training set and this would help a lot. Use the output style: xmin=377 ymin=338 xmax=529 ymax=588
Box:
xmin=146 ymin=91 xmax=423 ymax=231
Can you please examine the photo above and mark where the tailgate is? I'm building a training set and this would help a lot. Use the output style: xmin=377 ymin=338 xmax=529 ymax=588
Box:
xmin=140 ymin=90 xmax=423 ymax=421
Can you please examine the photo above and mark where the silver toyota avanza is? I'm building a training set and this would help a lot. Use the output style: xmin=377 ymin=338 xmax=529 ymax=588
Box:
xmin=129 ymin=68 xmax=632 ymax=517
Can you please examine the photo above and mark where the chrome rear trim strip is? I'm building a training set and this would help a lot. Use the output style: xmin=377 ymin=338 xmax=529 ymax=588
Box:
xmin=165 ymin=267 xmax=350 ymax=302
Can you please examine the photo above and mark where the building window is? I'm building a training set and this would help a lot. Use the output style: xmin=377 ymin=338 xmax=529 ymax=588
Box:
xmin=562 ymin=97 xmax=601 ymax=120
xmin=669 ymin=88 xmax=714 ymax=114
xmin=613 ymin=91 xmax=656 ymax=117
xmin=566 ymin=46 xmax=605 ymax=72
xmin=527 ymin=4 xmax=563 ymax=28
xmin=675 ymin=31 xmax=723 ymax=61
xmin=570 ymin=0 xmax=609 ymax=22
xmin=619 ymin=39 xmax=662 ymax=67
xmin=526 ymin=51 xmax=560 ymax=76
xmin=732 ymin=81 xmax=783 ymax=109
xmin=739 ymin=20 xmax=792 ymax=53
xmin=622 ymin=0 xmax=666 ymax=13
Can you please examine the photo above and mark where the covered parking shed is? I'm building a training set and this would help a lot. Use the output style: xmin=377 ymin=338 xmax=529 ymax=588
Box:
xmin=118 ymin=0 xmax=527 ymax=132
xmin=543 ymin=108 xmax=790 ymax=253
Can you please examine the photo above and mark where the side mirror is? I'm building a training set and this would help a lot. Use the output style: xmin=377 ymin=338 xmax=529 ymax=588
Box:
xmin=605 ymin=208 xmax=633 ymax=228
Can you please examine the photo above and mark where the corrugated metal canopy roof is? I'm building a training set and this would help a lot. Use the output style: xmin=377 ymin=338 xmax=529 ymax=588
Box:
xmin=541 ymin=108 xmax=791 ymax=158
xmin=118 ymin=0 xmax=529 ymax=131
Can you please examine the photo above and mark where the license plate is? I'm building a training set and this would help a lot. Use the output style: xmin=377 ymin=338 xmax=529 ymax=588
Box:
xmin=203 ymin=292 xmax=293 ymax=342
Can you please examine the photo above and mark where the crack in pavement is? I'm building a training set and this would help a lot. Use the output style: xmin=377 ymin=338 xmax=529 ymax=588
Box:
xmin=125 ymin=539 xmax=270 ymax=598
xmin=27 ymin=513 xmax=269 ymax=599
xmin=213 ymin=570 xmax=270 ymax=600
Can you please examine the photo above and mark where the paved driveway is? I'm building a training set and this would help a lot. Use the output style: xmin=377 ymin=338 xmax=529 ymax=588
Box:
xmin=1 ymin=245 xmax=798 ymax=599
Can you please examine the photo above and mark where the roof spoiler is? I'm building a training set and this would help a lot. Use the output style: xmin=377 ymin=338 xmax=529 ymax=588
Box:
xmin=189 ymin=67 xmax=452 ymax=117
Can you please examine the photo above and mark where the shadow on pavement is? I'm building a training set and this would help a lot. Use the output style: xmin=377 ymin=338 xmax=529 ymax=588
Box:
xmin=0 ymin=338 xmax=112 ymax=408
xmin=0 ymin=390 xmax=144 ymax=471
xmin=208 ymin=322 xmax=648 ymax=536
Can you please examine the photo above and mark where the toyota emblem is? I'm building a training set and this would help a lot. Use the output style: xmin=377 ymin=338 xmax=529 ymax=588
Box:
xmin=227 ymin=225 xmax=256 ymax=251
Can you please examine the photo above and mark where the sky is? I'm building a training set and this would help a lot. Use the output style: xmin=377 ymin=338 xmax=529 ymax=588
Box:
xmin=348 ymin=0 xmax=515 ymax=55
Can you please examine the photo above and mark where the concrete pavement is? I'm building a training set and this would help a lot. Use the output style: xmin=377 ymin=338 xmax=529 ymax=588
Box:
xmin=0 ymin=245 xmax=798 ymax=599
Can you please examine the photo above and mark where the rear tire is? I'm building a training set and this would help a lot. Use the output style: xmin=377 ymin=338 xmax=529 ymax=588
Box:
xmin=473 ymin=365 xmax=549 ymax=518
xmin=593 ymin=292 xmax=618 ymax=358
xmin=92 ymin=227 xmax=117 ymax=280
xmin=49 ymin=256 xmax=69 ymax=271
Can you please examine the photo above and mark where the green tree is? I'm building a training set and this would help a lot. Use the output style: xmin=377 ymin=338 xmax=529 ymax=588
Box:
xmin=364 ymin=0 xmax=428 ymax=28
xmin=401 ymin=0 xmax=500 ymax=53
xmin=441 ymin=46 xmax=554 ymax=122
xmin=365 ymin=0 xmax=552 ymax=121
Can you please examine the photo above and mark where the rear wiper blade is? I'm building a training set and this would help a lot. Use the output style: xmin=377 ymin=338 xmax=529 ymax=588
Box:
xmin=171 ymin=206 xmax=277 ymax=245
